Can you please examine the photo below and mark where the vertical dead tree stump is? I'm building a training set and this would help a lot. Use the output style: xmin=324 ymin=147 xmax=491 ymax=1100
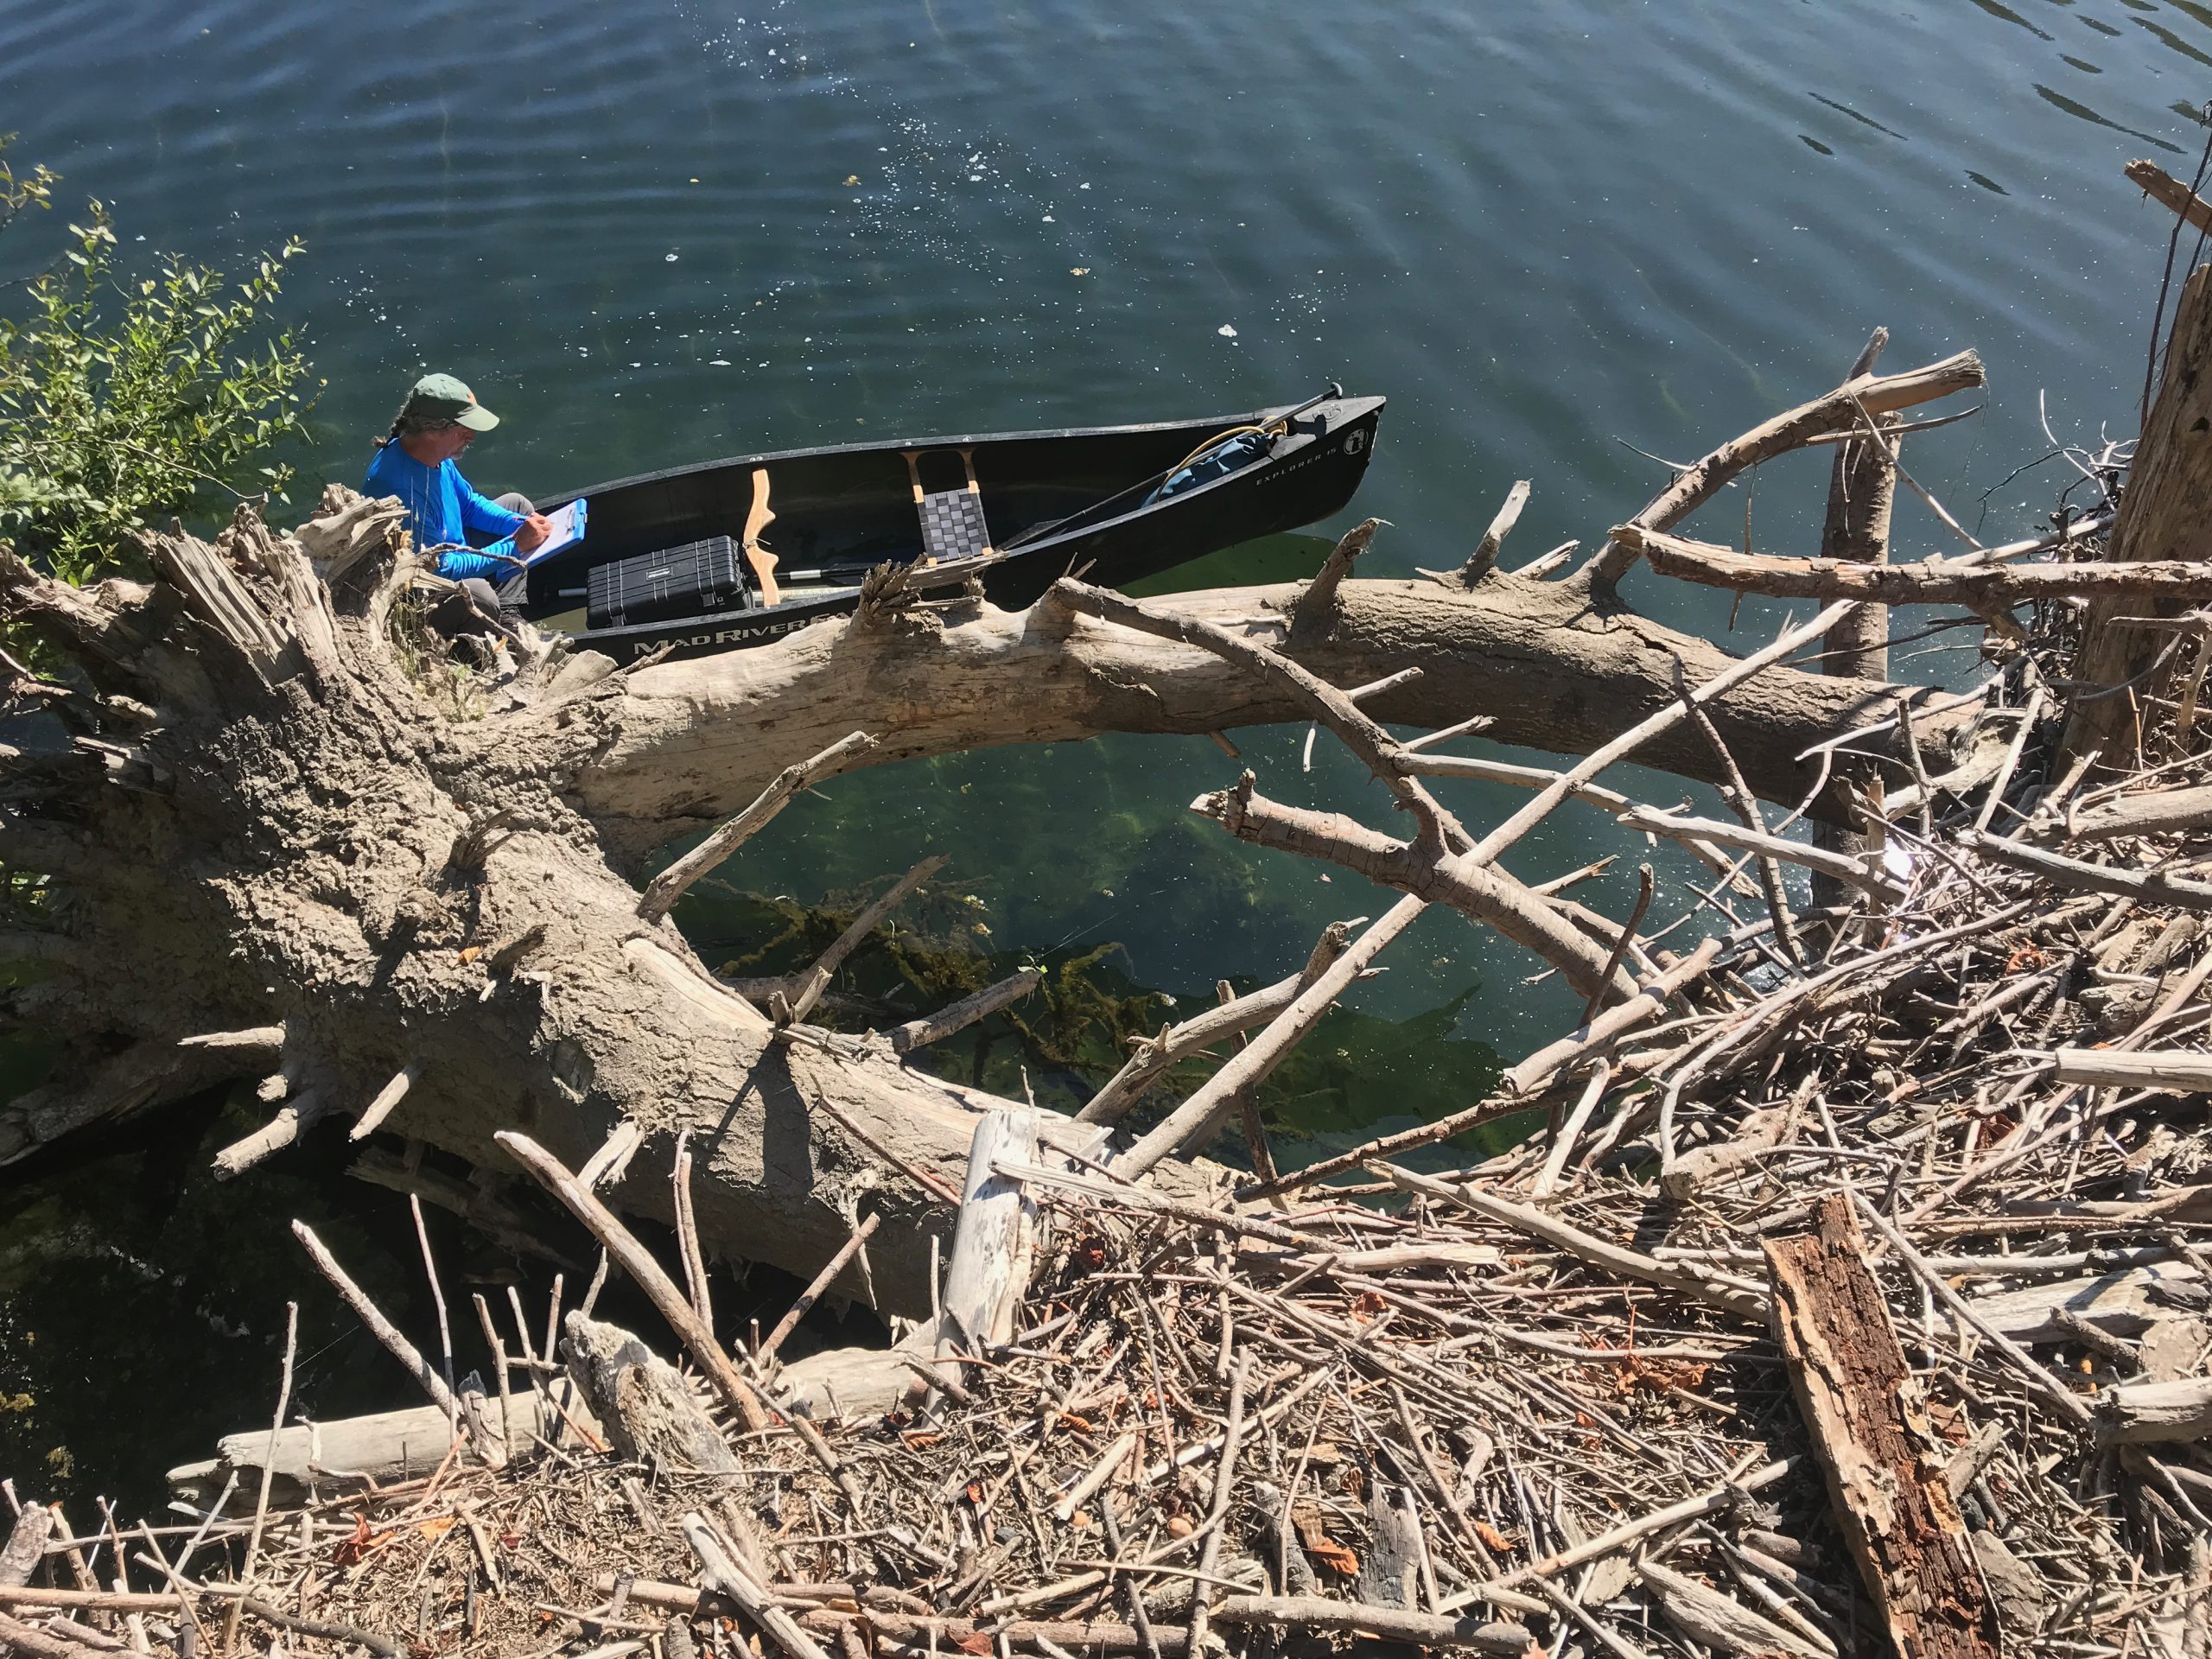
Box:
xmin=1813 ymin=328 xmax=1898 ymax=912
xmin=2063 ymin=263 xmax=2212 ymax=767
xmin=1764 ymin=1195 xmax=2000 ymax=1659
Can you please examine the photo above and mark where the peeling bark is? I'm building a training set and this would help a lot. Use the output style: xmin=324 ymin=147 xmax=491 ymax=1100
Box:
xmin=1765 ymin=1195 xmax=2000 ymax=1659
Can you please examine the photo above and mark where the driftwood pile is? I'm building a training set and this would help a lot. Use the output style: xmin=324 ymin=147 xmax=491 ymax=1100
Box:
xmin=9 ymin=938 xmax=2212 ymax=1659
xmin=17 ymin=156 xmax=2212 ymax=1659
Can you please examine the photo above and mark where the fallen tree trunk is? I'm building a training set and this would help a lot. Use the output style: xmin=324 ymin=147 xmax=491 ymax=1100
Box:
xmin=568 ymin=569 xmax=1975 ymax=854
xmin=0 ymin=332 xmax=1994 ymax=1316
xmin=0 ymin=502 xmax=1044 ymax=1316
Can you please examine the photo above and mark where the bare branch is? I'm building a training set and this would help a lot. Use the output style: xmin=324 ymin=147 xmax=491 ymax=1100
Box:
xmin=1590 ymin=349 xmax=1985 ymax=587
xmin=2127 ymin=156 xmax=2212 ymax=235
xmin=637 ymin=730 xmax=880 ymax=922
xmin=1193 ymin=781 xmax=1640 ymax=1003
xmin=889 ymin=969 xmax=1043 ymax=1055
xmin=1294 ymin=517 xmax=1385 ymax=631
xmin=1077 ymin=922 xmax=1352 ymax=1126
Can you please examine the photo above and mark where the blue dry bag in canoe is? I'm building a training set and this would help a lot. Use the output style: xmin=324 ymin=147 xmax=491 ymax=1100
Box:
xmin=1146 ymin=430 xmax=1275 ymax=505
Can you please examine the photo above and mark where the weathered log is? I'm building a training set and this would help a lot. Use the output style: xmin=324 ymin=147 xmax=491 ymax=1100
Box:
xmin=1764 ymin=1194 xmax=1999 ymax=1659
xmin=165 ymin=1389 xmax=588 ymax=1500
xmin=1948 ymin=1262 xmax=2200 ymax=1344
xmin=2050 ymin=1046 xmax=2212 ymax=1092
xmin=2101 ymin=1376 xmax=2212 ymax=1444
xmin=939 ymin=1109 xmax=1054 ymax=1354
xmin=1356 ymin=1481 xmax=1426 ymax=1611
xmin=0 ymin=1507 xmax=50 ymax=1590
xmin=562 ymin=1312 xmax=738 ymax=1473
xmin=0 ymin=1037 xmax=277 ymax=1168
xmin=2046 ymin=783 xmax=2212 ymax=842
xmin=1661 ymin=1103 xmax=1789 ymax=1200
xmin=774 ymin=1109 xmax=1103 ymax=1418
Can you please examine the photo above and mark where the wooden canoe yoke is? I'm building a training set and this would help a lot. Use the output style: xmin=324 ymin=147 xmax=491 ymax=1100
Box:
xmin=903 ymin=447 xmax=996 ymax=567
xmin=743 ymin=467 xmax=780 ymax=607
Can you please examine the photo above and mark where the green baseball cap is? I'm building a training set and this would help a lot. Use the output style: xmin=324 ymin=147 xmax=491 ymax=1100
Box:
xmin=403 ymin=372 xmax=500 ymax=432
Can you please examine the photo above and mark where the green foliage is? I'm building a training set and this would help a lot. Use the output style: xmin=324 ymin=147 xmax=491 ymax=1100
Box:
xmin=0 ymin=137 xmax=315 ymax=585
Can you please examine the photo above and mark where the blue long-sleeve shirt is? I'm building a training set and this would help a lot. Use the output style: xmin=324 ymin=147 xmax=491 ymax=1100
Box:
xmin=362 ymin=442 xmax=526 ymax=582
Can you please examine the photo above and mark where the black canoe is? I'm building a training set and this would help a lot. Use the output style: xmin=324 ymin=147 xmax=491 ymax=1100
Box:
xmin=516 ymin=389 xmax=1384 ymax=661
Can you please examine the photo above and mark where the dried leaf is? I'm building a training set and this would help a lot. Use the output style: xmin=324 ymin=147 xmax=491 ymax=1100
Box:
xmin=957 ymin=1636 xmax=994 ymax=1656
xmin=331 ymin=1513 xmax=390 ymax=1567
xmin=1292 ymin=1507 xmax=1361 ymax=1577
xmin=416 ymin=1516 xmax=457 ymax=1541
xmin=457 ymin=944 xmax=481 ymax=964
xmin=1308 ymin=1538 xmax=1360 ymax=1576
xmin=1349 ymin=1290 xmax=1389 ymax=1322
xmin=1476 ymin=1522 xmax=1518 ymax=1555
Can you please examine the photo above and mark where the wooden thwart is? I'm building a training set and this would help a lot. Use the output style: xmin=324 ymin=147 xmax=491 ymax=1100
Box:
xmin=743 ymin=468 xmax=780 ymax=607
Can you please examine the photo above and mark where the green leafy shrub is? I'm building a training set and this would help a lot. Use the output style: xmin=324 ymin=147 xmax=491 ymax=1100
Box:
xmin=0 ymin=137 xmax=314 ymax=585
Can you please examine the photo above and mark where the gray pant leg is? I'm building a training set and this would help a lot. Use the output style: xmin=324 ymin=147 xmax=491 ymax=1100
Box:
xmin=488 ymin=493 xmax=536 ymax=602
xmin=434 ymin=577 xmax=521 ymax=641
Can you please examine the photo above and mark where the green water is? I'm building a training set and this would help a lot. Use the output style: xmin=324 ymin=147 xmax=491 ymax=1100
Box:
xmin=0 ymin=0 xmax=2203 ymax=1510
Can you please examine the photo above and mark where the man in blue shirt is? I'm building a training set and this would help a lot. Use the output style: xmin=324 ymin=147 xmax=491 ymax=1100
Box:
xmin=363 ymin=372 xmax=550 ymax=638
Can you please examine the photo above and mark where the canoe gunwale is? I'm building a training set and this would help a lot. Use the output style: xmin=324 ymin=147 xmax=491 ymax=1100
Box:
xmin=518 ymin=394 xmax=1384 ymax=659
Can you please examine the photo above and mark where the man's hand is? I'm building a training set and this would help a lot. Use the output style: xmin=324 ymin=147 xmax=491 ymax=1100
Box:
xmin=513 ymin=512 xmax=553 ymax=553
